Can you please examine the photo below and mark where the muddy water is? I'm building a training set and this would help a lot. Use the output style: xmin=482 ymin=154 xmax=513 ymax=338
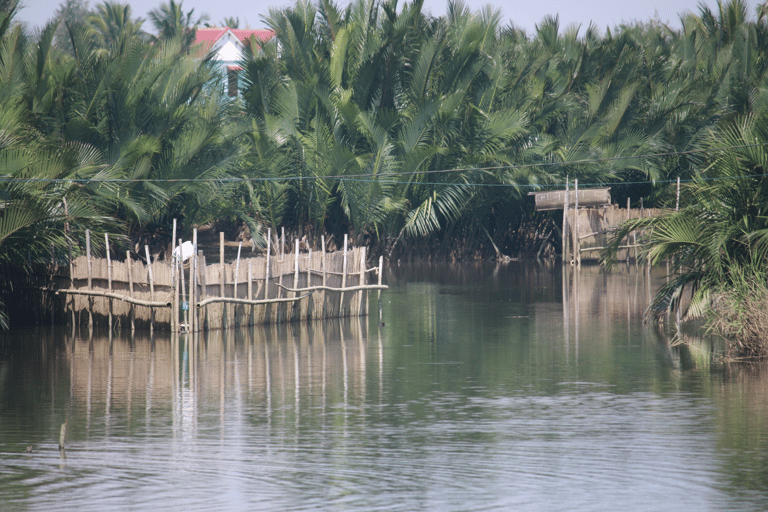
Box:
xmin=1 ymin=262 xmax=767 ymax=511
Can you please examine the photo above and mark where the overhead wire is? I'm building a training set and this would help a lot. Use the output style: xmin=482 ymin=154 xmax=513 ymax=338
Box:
xmin=1 ymin=141 xmax=767 ymax=186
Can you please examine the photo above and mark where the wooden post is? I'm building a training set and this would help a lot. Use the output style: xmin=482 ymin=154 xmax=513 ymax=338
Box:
xmin=247 ymin=260 xmax=253 ymax=325
xmin=197 ymin=251 xmax=206 ymax=330
xmin=234 ymin=241 xmax=242 ymax=299
xmin=126 ymin=250 xmax=135 ymax=332
xmin=171 ymin=219 xmax=178 ymax=332
xmin=378 ymin=255 xmax=383 ymax=322
xmin=293 ymin=238 xmax=299 ymax=291
xmin=105 ymin=233 xmax=112 ymax=330
xmin=340 ymin=234 xmax=348 ymax=317
xmin=85 ymin=229 xmax=93 ymax=329
xmin=219 ymin=232 xmax=225 ymax=298
xmin=563 ymin=177 xmax=569 ymax=264
xmin=219 ymin=232 xmax=226 ymax=327
xmin=321 ymin=236 xmax=327 ymax=287
xmin=281 ymin=227 xmax=285 ymax=261
xmin=179 ymin=238 xmax=188 ymax=330
xmin=191 ymin=228 xmax=197 ymax=333
xmin=145 ymin=245 xmax=155 ymax=332
xmin=573 ymin=180 xmax=580 ymax=267
xmin=265 ymin=229 xmax=271 ymax=300
xmin=359 ymin=246 xmax=366 ymax=316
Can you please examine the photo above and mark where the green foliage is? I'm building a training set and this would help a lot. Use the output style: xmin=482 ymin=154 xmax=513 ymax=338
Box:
xmin=4 ymin=0 xmax=768 ymax=327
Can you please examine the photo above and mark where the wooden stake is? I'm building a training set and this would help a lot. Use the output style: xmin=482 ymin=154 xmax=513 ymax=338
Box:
xmin=321 ymin=236 xmax=327 ymax=287
xmin=234 ymin=241 xmax=242 ymax=299
xmin=145 ymin=245 xmax=155 ymax=332
xmin=563 ymin=177 xmax=569 ymax=264
xmin=86 ymin=229 xmax=93 ymax=329
xmin=248 ymin=259 xmax=253 ymax=325
xmin=220 ymin=232 xmax=226 ymax=328
xmin=359 ymin=246 xmax=366 ymax=316
xmin=191 ymin=228 xmax=197 ymax=332
xmin=171 ymin=219 xmax=178 ymax=332
xmin=340 ymin=234 xmax=348 ymax=317
xmin=126 ymin=250 xmax=135 ymax=332
xmin=265 ymin=229 xmax=271 ymax=300
xmin=179 ymin=240 xmax=187 ymax=330
xmin=105 ymin=233 xmax=112 ymax=329
xmin=378 ymin=255 xmax=383 ymax=322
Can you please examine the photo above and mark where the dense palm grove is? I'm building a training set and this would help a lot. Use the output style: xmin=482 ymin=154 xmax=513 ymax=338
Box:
xmin=3 ymin=0 xmax=768 ymax=351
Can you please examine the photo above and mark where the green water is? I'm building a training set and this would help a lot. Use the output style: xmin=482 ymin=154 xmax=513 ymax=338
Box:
xmin=1 ymin=262 xmax=767 ymax=511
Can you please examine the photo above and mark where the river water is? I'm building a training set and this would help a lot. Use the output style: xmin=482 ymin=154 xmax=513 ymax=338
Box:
xmin=1 ymin=262 xmax=768 ymax=511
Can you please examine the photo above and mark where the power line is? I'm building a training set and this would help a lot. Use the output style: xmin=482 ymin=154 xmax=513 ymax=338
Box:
xmin=2 ymin=142 xmax=767 ymax=185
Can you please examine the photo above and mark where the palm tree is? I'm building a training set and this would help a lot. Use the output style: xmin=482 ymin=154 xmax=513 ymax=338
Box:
xmin=148 ymin=0 xmax=208 ymax=50
xmin=603 ymin=114 xmax=768 ymax=328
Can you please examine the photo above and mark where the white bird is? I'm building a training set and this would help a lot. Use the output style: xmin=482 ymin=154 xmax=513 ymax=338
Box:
xmin=173 ymin=241 xmax=195 ymax=262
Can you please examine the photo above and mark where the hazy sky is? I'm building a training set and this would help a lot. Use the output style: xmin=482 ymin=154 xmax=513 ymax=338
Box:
xmin=15 ymin=0 xmax=766 ymax=35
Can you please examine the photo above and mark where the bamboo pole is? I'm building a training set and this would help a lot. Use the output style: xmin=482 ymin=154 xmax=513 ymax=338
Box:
xmin=265 ymin=228 xmax=271 ymax=300
xmin=220 ymin=232 xmax=226 ymax=328
xmin=171 ymin=219 xmax=178 ymax=332
xmin=321 ymin=236 xmax=326 ymax=287
xmin=105 ymin=233 xmax=112 ymax=330
xmin=179 ymin=238 xmax=188 ymax=330
xmin=378 ymin=255 xmax=383 ymax=322
xmin=197 ymin=292 xmax=315 ymax=308
xmin=574 ymin=179 xmax=580 ymax=267
xmin=191 ymin=228 xmax=197 ymax=333
xmin=248 ymin=260 xmax=253 ymax=325
xmin=176 ymin=238 xmax=189 ymax=330
xmin=56 ymin=289 xmax=171 ymax=308
xmin=86 ymin=229 xmax=93 ymax=329
xmin=281 ymin=227 xmax=285 ymax=261
xmin=234 ymin=241 xmax=242 ymax=327
xmin=126 ymin=250 xmax=135 ymax=332
xmin=197 ymin=251 xmax=206 ymax=329
xmin=293 ymin=238 xmax=300 ymax=321
xmin=145 ymin=245 xmax=155 ymax=332
xmin=276 ymin=284 xmax=388 ymax=293
xmin=340 ymin=234 xmax=348 ymax=316
xmin=563 ymin=177 xmax=569 ymax=263
xmin=234 ymin=240 xmax=242 ymax=299
xmin=359 ymin=246 xmax=366 ymax=316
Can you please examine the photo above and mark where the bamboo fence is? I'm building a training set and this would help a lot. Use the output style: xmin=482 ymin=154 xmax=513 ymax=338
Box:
xmin=54 ymin=229 xmax=386 ymax=332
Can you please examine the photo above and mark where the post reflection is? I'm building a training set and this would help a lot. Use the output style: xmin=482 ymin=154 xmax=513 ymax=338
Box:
xmin=62 ymin=317 xmax=375 ymax=446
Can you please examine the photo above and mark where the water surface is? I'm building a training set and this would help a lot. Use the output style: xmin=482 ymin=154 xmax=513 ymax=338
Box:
xmin=2 ymin=262 xmax=767 ymax=511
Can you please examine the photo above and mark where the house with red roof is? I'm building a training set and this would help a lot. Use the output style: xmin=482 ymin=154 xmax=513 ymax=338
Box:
xmin=194 ymin=27 xmax=276 ymax=96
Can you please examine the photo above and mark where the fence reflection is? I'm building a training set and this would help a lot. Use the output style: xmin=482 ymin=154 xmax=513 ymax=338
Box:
xmin=62 ymin=318 xmax=380 ymax=441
